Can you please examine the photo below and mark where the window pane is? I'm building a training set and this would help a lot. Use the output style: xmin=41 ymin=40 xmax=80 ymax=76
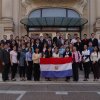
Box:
xmin=42 ymin=8 xmax=66 ymax=17
xmin=29 ymin=10 xmax=41 ymax=18
xmin=68 ymin=10 xmax=80 ymax=18
xmin=29 ymin=8 xmax=80 ymax=18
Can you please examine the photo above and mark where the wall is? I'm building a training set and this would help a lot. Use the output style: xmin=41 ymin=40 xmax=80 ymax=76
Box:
xmin=0 ymin=0 xmax=2 ymax=18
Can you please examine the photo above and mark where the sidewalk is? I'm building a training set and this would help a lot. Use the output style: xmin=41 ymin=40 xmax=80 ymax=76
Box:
xmin=0 ymin=71 xmax=100 ymax=84
xmin=0 ymin=72 xmax=100 ymax=85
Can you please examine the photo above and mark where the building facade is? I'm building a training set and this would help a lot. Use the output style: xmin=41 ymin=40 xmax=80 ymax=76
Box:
xmin=0 ymin=0 xmax=100 ymax=39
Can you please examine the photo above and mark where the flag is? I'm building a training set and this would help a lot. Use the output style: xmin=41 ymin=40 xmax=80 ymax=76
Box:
xmin=40 ymin=57 xmax=73 ymax=78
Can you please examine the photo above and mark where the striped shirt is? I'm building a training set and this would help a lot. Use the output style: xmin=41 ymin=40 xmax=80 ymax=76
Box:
xmin=72 ymin=51 xmax=82 ymax=63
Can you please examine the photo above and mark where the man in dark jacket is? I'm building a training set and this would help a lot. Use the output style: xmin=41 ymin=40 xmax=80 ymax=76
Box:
xmin=53 ymin=32 xmax=62 ymax=47
xmin=1 ymin=35 xmax=9 ymax=44
xmin=74 ymin=37 xmax=83 ymax=53
xmin=0 ymin=43 xmax=4 ymax=73
xmin=88 ymin=33 xmax=98 ymax=47
xmin=0 ymin=43 xmax=3 ymax=61
xmin=33 ymin=39 xmax=42 ymax=52
xmin=82 ymin=34 xmax=89 ymax=47
xmin=2 ymin=44 xmax=10 ymax=81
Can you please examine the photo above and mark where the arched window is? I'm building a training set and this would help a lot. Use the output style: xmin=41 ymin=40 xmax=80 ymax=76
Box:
xmin=29 ymin=8 xmax=80 ymax=18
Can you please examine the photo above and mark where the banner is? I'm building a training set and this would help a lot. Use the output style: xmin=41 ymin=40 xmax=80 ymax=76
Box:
xmin=40 ymin=57 xmax=73 ymax=78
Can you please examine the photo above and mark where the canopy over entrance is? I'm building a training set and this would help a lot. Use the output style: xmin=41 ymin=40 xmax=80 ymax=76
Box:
xmin=20 ymin=8 xmax=88 ymax=38
xmin=20 ymin=17 xmax=87 ymax=37
xmin=21 ymin=17 xmax=87 ymax=27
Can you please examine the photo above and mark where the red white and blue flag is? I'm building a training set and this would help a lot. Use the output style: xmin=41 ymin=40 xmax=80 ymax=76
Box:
xmin=40 ymin=57 xmax=73 ymax=78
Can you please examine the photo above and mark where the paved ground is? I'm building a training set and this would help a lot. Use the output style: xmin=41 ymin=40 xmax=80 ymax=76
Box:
xmin=0 ymin=72 xmax=100 ymax=100
xmin=0 ymin=81 xmax=100 ymax=100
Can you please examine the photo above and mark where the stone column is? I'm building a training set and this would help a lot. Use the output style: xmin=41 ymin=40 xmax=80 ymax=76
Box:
xmin=2 ymin=0 xmax=13 ymax=18
xmin=0 ymin=0 xmax=2 ymax=18
xmin=1 ymin=0 xmax=13 ymax=39
xmin=96 ymin=0 xmax=100 ymax=18
xmin=89 ymin=0 xmax=96 ymax=34
xmin=13 ymin=0 xmax=20 ymax=36
xmin=95 ymin=0 xmax=100 ymax=38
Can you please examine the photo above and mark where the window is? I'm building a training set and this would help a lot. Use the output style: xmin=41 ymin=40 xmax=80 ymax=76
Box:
xmin=42 ymin=8 xmax=66 ymax=17
xmin=68 ymin=10 xmax=80 ymax=18
xmin=29 ymin=9 xmax=41 ymax=18
xmin=29 ymin=8 xmax=80 ymax=18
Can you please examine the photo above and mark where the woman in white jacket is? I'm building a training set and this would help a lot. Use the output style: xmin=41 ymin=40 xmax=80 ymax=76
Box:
xmin=90 ymin=46 xmax=100 ymax=81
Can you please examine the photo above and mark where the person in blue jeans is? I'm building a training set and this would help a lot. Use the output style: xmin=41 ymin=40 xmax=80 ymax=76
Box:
xmin=18 ymin=45 xmax=26 ymax=81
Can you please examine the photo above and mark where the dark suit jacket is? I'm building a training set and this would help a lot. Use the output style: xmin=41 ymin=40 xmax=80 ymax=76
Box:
xmin=53 ymin=37 xmax=62 ymax=47
xmin=63 ymin=51 xmax=72 ymax=57
xmin=1 ymin=40 xmax=9 ymax=44
xmin=53 ymin=37 xmax=58 ymax=43
xmin=45 ymin=50 xmax=52 ymax=58
xmin=2 ymin=49 xmax=10 ymax=64
xmin=74 ymin=42 xmax=83 ymax=53
xmin=82 ymin=39 xmax=89 ymax=46
xmin=88 ymin=38 xmax=98 ymax=47
xmin=0 ymin=48 xmax=3 ymax=72
xmin=0 ymin=48 xmax=3 ymax=62
xmin=33 ymin=44 xmax=42 ymax=52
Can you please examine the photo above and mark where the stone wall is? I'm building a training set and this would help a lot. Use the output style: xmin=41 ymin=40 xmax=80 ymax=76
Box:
xmin=0 ymin=0 xmax=2 ymax=18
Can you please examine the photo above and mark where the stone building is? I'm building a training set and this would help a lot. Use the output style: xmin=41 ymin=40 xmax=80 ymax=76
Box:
xmin=0 ymin=0 xmax=100 ymax=39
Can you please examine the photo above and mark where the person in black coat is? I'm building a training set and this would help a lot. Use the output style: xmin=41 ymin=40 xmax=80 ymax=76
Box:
xmin=82 ymin=34 xmax=89 ymax=50
xmin=53 ymin=32 xmax=62 ymax=47
xmin=45 ymin=47 xmax=52 ymax=58
xmin=0 ymin=43 xmax=4 ymax=73
xmin=2 ymin=44 xmax=10 ymax=81
xmin=88 ymin=33 xmax=98 ymax=47
xmin=0 ymin=43 xmax=3 ymax=61
xmin=63 ymin=47 xmax=72 ymax=57
xmin=74 ymin=37 xmax=83 ymax=53
xmin=8 ymin=34 xmax=14 ymax=46
xmin=33 ymin=39 xmax=42 ymax=52
xmin=1 ymin=35 xmax=9 ymax=44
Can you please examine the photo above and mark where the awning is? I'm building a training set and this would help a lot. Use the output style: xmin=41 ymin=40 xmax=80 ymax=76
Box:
xmin=20 ymin=17 xmax=88 ymax=28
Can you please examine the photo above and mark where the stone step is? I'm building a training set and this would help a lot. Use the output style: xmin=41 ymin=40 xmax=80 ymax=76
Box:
xmin=0 ymin=72 xmax=98 ymax=83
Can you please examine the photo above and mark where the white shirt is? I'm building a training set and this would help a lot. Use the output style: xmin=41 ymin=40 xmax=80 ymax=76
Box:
xmin=53 ymin=53 xmax=60 ymax=58
xmin=91 ymin=52 xmax=98 ymax=62
xmin=10 ymin=50 xmax=18 ymax=63
xmin=32 ymin=53 xmax=41 ymax=63
xmin=71 ymin=38 xmax=77 ymax=44
xmin=82 ymin=49 xmax=90 ymax=62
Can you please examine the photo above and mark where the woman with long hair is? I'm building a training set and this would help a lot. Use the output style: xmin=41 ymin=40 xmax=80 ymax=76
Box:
xmin=72 ymin=46 xmax=81 ymax=82
xmin=26 ymin=47 xmax=33 ymax=80
xmin=53 ymin=47 xmax=60 ymax=58
xmin=82 ymin=45 xmax=90 ymax=81
xmin=10 ymin=46 xmax=18 ymax=81
xmin=32 ymin=48 xmax=41 ymax=81
xmin=91 ymin=46 xmax=100 ymax=81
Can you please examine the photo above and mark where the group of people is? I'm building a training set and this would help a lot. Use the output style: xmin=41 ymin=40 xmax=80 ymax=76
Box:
xmin=0 ymin=32 xmax=100 ymax=82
